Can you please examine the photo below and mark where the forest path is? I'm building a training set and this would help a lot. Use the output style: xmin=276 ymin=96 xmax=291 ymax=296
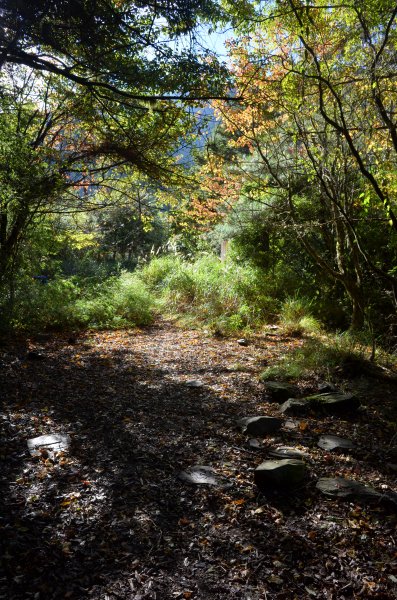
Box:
xmin=1 ymin=323 xmax=396 ymax=599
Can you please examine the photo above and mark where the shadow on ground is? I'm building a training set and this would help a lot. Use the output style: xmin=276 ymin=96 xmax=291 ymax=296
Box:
xmin=1 ymin=328 xmax=396 ymax=599
xmin=1 ymin=333 xmax=260 ymax=599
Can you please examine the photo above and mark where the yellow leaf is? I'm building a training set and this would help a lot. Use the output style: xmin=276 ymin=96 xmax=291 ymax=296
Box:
xmin=348 ymin=519 xmax=361 ymax=529
xmin=253 ymin=507 xmax=265 ymax=514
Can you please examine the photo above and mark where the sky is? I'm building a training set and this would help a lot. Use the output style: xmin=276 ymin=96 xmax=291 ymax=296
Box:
xmin=195 ymin=24 xmax=234 ymax=60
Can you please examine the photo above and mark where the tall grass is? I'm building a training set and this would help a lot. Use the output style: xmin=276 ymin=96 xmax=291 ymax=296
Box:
xmin=278 ymin=295 xmax=322 ymax=336
xmin=1 ymin=254 xmax=281 ymax=333
xmin=74 ymin=273 xmax=154 ymax=328
xmin=260 ymin=333 xmax=376 ymax=381
xmin=137 ymin=254 xmax=278 ymax=333
xmin=3 ymin=272 xmax=155 ymax=331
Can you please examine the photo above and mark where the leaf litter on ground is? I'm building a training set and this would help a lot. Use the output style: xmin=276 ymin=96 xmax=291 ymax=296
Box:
xmin=0 ymin=322 xmax=396 ymax=599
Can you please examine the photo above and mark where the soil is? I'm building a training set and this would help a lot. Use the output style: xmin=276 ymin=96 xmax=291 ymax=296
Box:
xmin=1 ymin=322 xmax=396 ymax=599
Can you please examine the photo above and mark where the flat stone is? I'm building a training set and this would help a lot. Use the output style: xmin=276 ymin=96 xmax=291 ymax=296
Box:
xmin=27 ymin=433 xmax=70 ymax=457
xmin=178 ymin=465 xmax=229 ymax=488
xmin=186 ymin=380 xmax=204 ymax=388
xmin=318 ymin=435 xmax=355 ymax=452
xmin=279 ymin=398 xmax=308 ymax=415
xmin=248 ymin=438 xmax=262 ymax=449
xmin=238 ymin=416 xmax=283 ymax=436
xmin=280 ymin=393 xmax=359 ymax=415
xmin=308 ymin=392 xmax=360 ymax=412
xmin=318 ymin=382 xmax=338 ymax=393
xmin=262 ymin=381 xmax=300 ymax=402
xmin=268 ymin=446 xmax=308 ymax=459
xmin=316 ymin=477 xmax=380 ymax=503
xmin=255 ymin=459 xmax=306 ymax=490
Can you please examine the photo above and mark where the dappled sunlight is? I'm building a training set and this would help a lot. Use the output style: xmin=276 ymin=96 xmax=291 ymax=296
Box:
xmin=1 ymin=324 xmax=396 ymax=598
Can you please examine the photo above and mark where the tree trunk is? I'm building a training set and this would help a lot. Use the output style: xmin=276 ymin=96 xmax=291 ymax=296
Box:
xmin=344 ymin=280 xmax=365 ymax=330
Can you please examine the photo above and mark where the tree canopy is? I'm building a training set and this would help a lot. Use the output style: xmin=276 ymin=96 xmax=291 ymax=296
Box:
xmin=0 ymin=0 xmax=233 ymax=282
xmin=194 ymin=0 xmax=397 ymax=330
xmin=1 ymin=0 xmax=397 ymax=338
xmin=0 ymin=0 xmax=230 ymax=100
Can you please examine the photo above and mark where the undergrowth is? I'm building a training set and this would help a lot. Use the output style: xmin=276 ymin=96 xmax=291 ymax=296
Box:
xmin=1 ymin=254 xmax=282 ymax=334
xmin=260 ymin=333 xmax=381 ymax=382
xmin=137 ymin=254 xmax=278 ymax=334
xmin=3 ymin=272 xmax=155 ymax=331
xmin=1 ymin=254 xmax=383 ymax=366
xmin=278 ymin=296 xmax=322 ymax=336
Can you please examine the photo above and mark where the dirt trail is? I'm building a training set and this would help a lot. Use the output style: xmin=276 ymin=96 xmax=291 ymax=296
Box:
xmin=0 ymin=324 xmax=396 ymax=599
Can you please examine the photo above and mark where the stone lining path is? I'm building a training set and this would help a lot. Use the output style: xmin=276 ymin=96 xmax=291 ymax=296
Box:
xmin=1 ymin=322 xmax=396 ymax=599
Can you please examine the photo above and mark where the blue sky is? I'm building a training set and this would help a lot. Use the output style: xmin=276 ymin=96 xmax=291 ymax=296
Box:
xmin=195 ymin=24 xmax=234 ymax=60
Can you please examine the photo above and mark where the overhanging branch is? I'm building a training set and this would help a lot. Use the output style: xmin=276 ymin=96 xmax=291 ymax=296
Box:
xmin=4 ymin=48 xmax=241 ymax=102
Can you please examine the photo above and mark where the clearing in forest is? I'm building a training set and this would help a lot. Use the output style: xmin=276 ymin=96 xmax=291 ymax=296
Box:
xmin=1 ymin=323 xmax=396 ymax=599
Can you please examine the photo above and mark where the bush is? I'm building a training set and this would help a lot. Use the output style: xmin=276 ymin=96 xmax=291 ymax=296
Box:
xmin=0 ymin=253 xmax=330 ymax=336
xmin=7 ymin=277 xmax=81 ymax=331
xmin=74 ymin=273 xmax=155 ymax=328
xmin=2 ymin=272 xmax=155 ymax=331
xmin=116 ymin=273 xmax=154 ymax=324
xmin=163 ymin=269 xmax=197 ymax=304
xmin=278 ymin=295 xmax=322 ymax=336
xmin=136 ymin=254 xmax=279 ymax=334
xmin=138 ymin=255 xmax=182 ymax=290
xmin=260 ymin=333 xmax=372 ymax=381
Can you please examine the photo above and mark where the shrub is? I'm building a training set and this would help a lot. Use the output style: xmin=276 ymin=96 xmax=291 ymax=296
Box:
xmin=138 ymin=254 xmax=279 ymax=334
xmin=138 ymin=255 xmax=183 ymax=290
xmin=74 ymin=273 xmax=155 ymax=328
xmin=260 ymin=333 xmax=371 ymax=381
xmin=3 ymin=271 xmax=155 ymax=331
xmin=1 ymin=253 xmax=329 ymax=336
xmin=278 ymin=295 xmax=322 ymax=336
xmin=114 ymin=273 xmax=155 ymax=325
xmin=163 ymin=269 xmax=197 ymax=305
xmin=8 ymin=277 xmax=80 ymax=331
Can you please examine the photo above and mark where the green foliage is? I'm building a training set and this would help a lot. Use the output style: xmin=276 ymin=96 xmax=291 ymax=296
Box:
xmin=261 ymin=334 xmax=370 ymax=382
xmin=205 ymin=198 xmax=350 ymax=329
xmin=0 ymin=90 xmax=66 ymax=281
xmin=74 ymin=273 xmax=154 ymax=329
xmin=202 ymin=0 xmax=397 ymax=335
xmin=278 ymin=296 xmax=322 ymax=336
xmin=2 ymin=0 xmax=228 ymax=98
xmin=1 ymin=254 xmax=280 ymax=334
xmin=280 ymin=296 xmax=310 ymax=322
xmin=138 ymin=254 xmax=279 ymax=334
xmin=94 ymin=206 xmax=168 ymax=269
xmin=7 ymin=277 xmax=80 ymax=331
xmin=139 ymin=255 xmax=184 ymax=290
xmin=3 ymin=272 xmax=155 ymax=331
